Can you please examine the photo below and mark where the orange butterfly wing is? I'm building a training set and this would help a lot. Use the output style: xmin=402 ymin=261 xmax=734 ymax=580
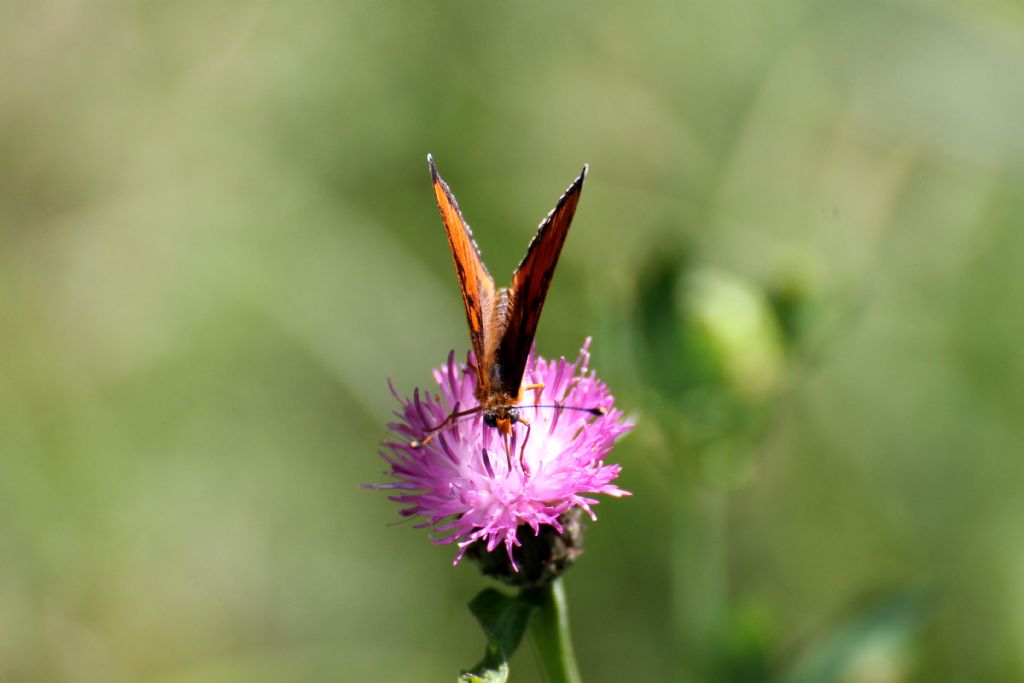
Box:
xmin=496 ymin=165 xmax=588 ymax=396
xmin=428 ymin=156 xmax=498 ymax=397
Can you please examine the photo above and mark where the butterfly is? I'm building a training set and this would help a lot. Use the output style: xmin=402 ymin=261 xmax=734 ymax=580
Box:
xmin=413 ymin=155 xmax=599 ymax=448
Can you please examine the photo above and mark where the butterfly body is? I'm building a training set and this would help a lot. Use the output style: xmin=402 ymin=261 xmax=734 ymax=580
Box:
xmin=428 ymin=155 xmax=587 ymax=437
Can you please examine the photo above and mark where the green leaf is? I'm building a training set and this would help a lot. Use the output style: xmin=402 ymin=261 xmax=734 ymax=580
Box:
xmin=459 ymin=588 xmax=536 ymax=683
xmin=777 ymin=589 xmax=927 ymax=683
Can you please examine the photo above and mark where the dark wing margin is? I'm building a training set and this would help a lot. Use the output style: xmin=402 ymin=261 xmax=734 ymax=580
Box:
xmin=497 ymin=164 xmax=588 ymax=395
xmin=428 ymin=155 xmax=496 ymax=392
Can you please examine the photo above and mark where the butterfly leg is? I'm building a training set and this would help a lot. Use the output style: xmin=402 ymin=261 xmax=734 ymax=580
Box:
xmin=516 ymin=416 xmax=532 ymax=473
xmin=410 ymin=405 xmax=481 ymax=448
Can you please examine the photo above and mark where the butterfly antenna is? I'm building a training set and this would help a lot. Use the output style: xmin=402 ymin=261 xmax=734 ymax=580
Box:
xmin=526 ymin=405 xmax=607 ymax=416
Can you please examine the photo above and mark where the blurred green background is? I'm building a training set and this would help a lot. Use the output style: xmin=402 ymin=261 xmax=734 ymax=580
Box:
xmin=3 ymin=1 xmax=1024 ymax=681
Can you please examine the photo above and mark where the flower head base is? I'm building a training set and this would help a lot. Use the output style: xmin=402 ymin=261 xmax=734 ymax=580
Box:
xmin=373 ymin=339 xmax=631 ymax=570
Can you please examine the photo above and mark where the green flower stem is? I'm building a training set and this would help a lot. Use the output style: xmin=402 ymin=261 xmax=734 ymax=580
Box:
xmin=672 ymin=479 xmax=727 ymax=683
xmin=525 ymin=578 xmax=583 ymax=683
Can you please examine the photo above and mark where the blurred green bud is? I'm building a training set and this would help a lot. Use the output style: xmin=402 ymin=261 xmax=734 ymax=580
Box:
xmin=634 ymin=248 xmax=789 ymax=403
xmin=633 ymin=247 xmax=799 ymax=462
xmin=683 ymin=267 xmax=786 ymax=398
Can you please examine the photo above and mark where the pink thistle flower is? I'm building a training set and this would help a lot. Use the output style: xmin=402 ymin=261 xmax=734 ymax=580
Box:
xmin=371 ymin=338 xmax=632 ymax=569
